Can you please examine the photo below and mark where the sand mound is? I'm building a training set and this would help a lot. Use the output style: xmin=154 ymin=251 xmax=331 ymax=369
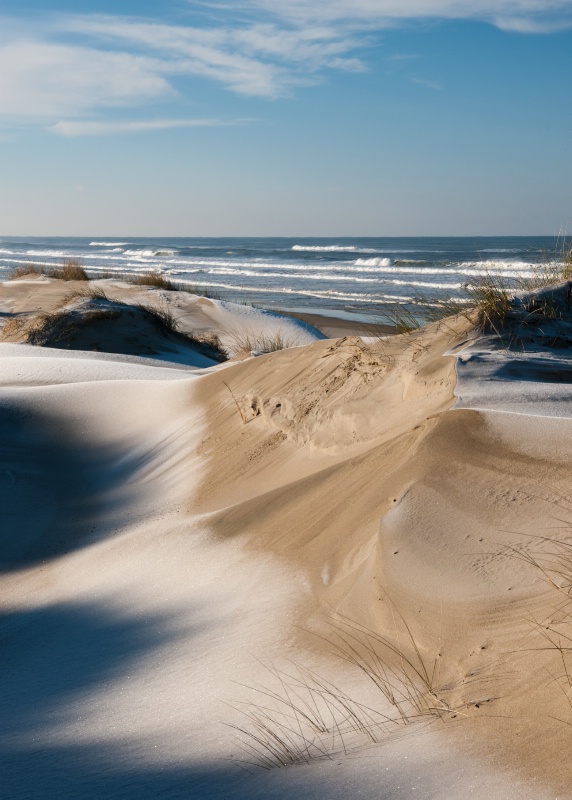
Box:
xmin=0 ymin=276 xmax=325 ymax=360
xmin=1 ymin=295 xmax=226 ymax=366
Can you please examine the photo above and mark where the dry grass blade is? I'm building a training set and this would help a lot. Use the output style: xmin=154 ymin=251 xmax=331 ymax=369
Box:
xmin=467 ymin=273 xmax=514 ymax=333
xmin=227 ymin=603 xmax=490 ymax=770
xmin=505 ymin=523 xmax=572 ymax=725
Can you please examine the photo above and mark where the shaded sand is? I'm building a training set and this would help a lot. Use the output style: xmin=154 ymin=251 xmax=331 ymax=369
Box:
xmin=1 ymin=276 xmax=572 ymax=798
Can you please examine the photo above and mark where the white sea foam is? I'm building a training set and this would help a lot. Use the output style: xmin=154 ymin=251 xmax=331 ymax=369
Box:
xmin=122 ymin=249 xmax=162 ymax=257
xmin=25 ymin=249 xmax=69 ymax=257
xmin=1 ymin=238 xmax=555 ymax=317
xmin=460 ymin=267 xmax=534 ymax=278
xmin=461 ymin=259 xmax=535 ymax=269
xmin=89 ymin=242 xmax=131 ymax=247
xmin=453 ymin=260 xmax=539 ymax=278
xmin=82 ymin=253 xmax=533 ymax=280
xmin=175 ymin=279 xmax=414 ymax=304
xmin=388 ymin=280 xmax=463 ymax=290
xmin=292 ymin=245 xmax=380 ymax=253
xmin=167 ymin=266 xmax=388 ymax=284
xmin=354 ymin=257 xmax=392 ymax=267
xmin=121 ymin=248 xmax=178 ymax=257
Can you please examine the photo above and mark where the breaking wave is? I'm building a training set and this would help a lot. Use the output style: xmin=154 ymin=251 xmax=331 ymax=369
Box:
xmin=292 ymin=245 xmax=380 ymax=253
xmin=90 ymin=242 xmax=131 ymax=247
xmin=354 ymin=257 xmax=392 ymax=267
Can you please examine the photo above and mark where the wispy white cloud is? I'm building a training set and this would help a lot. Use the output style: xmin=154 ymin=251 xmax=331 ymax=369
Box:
xmin=62 ymin=16 xmax=366 ymax=95
xmin=61 ymin=18 xmax=286 ymax=97
xmin=0 ymin=14 xmax=366 ymax=126
xmin=231 ymin=0 xmax=572 ymax=32
xmin=491 ymin=15 xmax=571 ymax=33
xmin=412 ymin=77 xmax=443 ymax=90
xmin=0 ymin=40 xmax=170 ymax=119
xmin=0 ymin=0 xmax=570 ymax=133
xmin=50 ymin=118 xmax=238 ymax=137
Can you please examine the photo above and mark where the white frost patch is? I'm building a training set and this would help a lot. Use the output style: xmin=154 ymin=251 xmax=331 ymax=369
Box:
xmin=451 ymin=343 xmax=572 ymax=419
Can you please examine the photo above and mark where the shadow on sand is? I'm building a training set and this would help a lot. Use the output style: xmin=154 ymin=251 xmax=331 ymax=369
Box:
xmin=0 ymin=601 xmax=445 ymax=800
xmin=0 ymin=401 xmax=160 ymax=572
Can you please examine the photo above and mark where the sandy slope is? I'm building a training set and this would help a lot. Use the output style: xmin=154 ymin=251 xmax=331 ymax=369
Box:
xmin=1 ymin=277 xmax=572 ymax=798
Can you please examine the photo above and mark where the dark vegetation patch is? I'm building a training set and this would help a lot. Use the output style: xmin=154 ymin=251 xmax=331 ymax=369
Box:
xmin=1 ymin=296 xmax=227 ymax=363
xmin=10 ymin=260 xmax=89 ymax=281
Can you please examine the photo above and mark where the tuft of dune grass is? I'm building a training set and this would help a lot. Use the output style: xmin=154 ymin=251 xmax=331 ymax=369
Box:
xmin=1 ymin=294 xmax=227 ymax=361
xmin=123 ymin=271 xmax=179 ymax=290
xmin=8 ymin=264 xmax=46 ymax=279
xmin=226 ymin=328 xmax=312 ymax=360
xmin=381 ymin=240 xmax=572 ymax=337
xmin=229 ymin=606 xmax=497 ymax=770
xmin=503 ymin=491 xmax=572 ymax=726
xmin=50 ymin=259 xmax=89 ymax=281
xmin=9 ymin=259 xmax=89 ymax=281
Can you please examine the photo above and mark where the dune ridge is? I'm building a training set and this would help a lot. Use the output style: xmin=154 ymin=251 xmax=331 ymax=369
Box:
xmin=1 ymin=275 xmax=572 ymax=798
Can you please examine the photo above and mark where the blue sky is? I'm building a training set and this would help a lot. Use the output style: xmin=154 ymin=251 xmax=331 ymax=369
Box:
xmin=1 ymin=0 xmax=571 ymax=235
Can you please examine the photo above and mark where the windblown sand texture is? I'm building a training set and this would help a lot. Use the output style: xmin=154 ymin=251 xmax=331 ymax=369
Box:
xmin=1 ymin=274 xmax=572 ymax=799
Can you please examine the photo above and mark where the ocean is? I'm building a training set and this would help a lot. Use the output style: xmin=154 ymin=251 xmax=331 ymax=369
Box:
xmin=0 ymin=235 xmax=565 ymax=320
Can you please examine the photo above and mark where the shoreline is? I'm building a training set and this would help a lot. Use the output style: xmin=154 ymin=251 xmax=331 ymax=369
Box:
xmin=279 ymin=310 xmax=395 ymax=338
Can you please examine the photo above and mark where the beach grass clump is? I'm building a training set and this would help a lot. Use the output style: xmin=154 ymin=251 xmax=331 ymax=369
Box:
xmin=467 ymin=273 xmax=515 ymax=332
xmin=8 ymin=259 xmax=89 ymax=281
xmin=227 ymin=329 xmax=311 ymax=359
xmin=1 ymin=295 xmax=227 ymax=361
xmin=229 ymin=662 xmax=389 ymax=770
xmin=388 ymin=298 xmax=471 ymax=335
xmin=384 ymin=240 xmax=572 ymax=338
xmin=229 ymin=607 xmax=485 ymax=769
xmin=233 ymin=331 xmax=287 ymax=355
xmin=124 ymin=271 xmax=179 ymax=290
xmin=8 ymin=264 xmax=46 ymax=279
xmin=49 ymin=259 xmax=89 ymax=281
xmin=24 ymin=308 xmax=117 ymax=346
xmin=466 ymin=239 xmax=572 ymax=333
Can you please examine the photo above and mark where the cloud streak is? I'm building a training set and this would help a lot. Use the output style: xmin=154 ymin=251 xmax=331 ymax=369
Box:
xmin=0 ymin=39 xmax=170 ymax=119
xmin=50 ymin=118 xmax=237 ymax=137
xmin=232 ymin=0 xmax=572 ymax=32
xmin=62 ymin=15 xmax=366 ymax=96
xmin=0 ymin=1 xmax=570 ymax=132
xmin=0 ymin=15 xmax=366 ymax=125
xmin=412 ymin=77 xmax=443 ymax=90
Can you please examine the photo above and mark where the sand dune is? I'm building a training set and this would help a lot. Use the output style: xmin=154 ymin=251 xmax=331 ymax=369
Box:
xmin=2 ymin=275 xmax=572 ymax=798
